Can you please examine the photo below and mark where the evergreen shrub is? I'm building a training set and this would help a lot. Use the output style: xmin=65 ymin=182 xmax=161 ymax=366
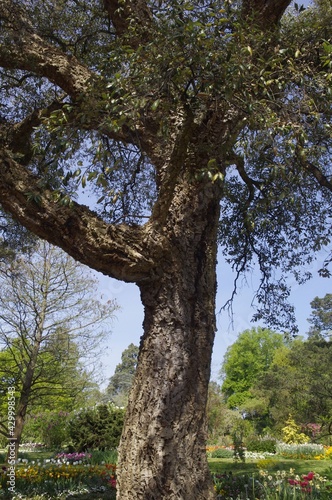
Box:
xmin=246 ymin=437 xmax=277 ymax=454
xmin=68 ymin=403 xmax=125 ymax=451
xmin=22 ymin=411 xmax=71 ymax=449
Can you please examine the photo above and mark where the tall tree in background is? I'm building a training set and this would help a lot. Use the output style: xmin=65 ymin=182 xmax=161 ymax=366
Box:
xmin=220 ymin=327 xmax=285 ymax=409
xmin=308 ymin=294 xmax=332 ymax=339
xmin=0 ymin=0 xmax=332 ymax=497
xmin=252 ymin=338 xmax=332 ymax=436
xmin=0 ymin=241 xmax=117 ymax=458
xmin=105 ymin=343 xmax=138 ymax=407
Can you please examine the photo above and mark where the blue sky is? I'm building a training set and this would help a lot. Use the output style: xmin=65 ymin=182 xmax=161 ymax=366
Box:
xmin=97 ymin=248 xmax=331 ymax=387
xmin=94 ymin=0 xmax=330 ymax=388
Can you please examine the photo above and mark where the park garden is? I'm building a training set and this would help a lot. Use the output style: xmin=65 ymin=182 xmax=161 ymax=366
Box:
xmin=1 ymin=0 xmax=332 ymax=497
xmin=1 ymin=396 xmax=332 ymax=498
xmin=1 ymin=438 xmax=332 ymax=498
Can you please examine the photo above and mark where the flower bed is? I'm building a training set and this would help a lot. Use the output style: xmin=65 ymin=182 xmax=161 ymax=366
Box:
xmin=0 ymin=462 xmax=116 ymax=498
xmin=55 ymin=452 xmax=92 ymax=464
xmin=213 ymin=468 xmax=332 ymax=499
xmin=276 ymin=442 xmax=324 ymax=460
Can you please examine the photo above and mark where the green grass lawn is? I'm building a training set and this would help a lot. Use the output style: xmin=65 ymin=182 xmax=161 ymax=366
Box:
xmin=208 ymin=457 xmax=332 ymax=477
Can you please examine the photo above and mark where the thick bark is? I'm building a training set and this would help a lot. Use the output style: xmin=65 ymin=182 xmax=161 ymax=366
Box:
xmin=117 ymin=179 xmax=221 ymax=499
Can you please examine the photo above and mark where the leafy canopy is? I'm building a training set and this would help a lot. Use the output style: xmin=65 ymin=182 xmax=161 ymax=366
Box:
xmin=0 ymin=0 xmax=331 ymax=329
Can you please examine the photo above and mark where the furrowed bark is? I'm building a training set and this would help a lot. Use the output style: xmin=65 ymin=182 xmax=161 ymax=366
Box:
xmin=0 ymin=8 xmax=92 ymax=99
xmin=117 ymin=178 xmax=221 ymax=499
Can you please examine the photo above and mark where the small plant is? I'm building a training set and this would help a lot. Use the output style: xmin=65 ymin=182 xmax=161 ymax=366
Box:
xmin=232 ymin=432 xmax=245 ymax=463
xmin=55 ymin=451 xmax=92 ymax=464
xmin=89 ymin=449 xmax=119 ymax=465
xmin=208 ymin=447 xmax=234 ymax=459
xmin=256 ymin=458 xmax=279 ymax=470
xmin=282 ymin=415 xmax=308 ymax=444
xmin=213 ymin=469 xmax=332 ymax=499
xmin=315 ymin=446 xmax=332 ymax=460
xmin=0 ymin=462 xmax=117 ymax=498
xmin=68 ymin=403 xmax=125 ymax=451
xmin=213 ymin=472 xmax=257 ymax=498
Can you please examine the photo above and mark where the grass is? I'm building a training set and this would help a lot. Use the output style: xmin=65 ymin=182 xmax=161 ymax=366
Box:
xmin=208 ymin=457 xmax=332 ymax=476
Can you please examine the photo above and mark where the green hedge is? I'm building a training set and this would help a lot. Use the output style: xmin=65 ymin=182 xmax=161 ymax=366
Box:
xmin=246 ymin=437 xmax=277 ymax=454
xmin=209 ymin=448 xmax=234 ymax=459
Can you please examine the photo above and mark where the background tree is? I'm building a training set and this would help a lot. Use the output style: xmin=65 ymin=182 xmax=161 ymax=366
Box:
xmin=0 ymin=0 xmax=332 ymax=497
xmin=308 ymin=294 xmax=332 ymax=339
xmin=105 ymin=343 xmax=138 ymax=407
xmin=251 ymin=337 xmax=332 ymax=438
xmin=206 ymin=382 xmax=237 ymax=445
xmin=220 ymin=327 xmax=285 ymax=409
xmin=0 ymin=241 xmax=117 ymax=458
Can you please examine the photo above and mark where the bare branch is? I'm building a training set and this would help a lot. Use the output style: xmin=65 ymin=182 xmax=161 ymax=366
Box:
xmin=233 ymin=153 xmax=262 ymax=210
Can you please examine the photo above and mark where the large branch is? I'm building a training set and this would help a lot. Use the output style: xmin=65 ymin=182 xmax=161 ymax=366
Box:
xmin=242 ymin=0 xmax=292 ymax=28
xmin=0 ymin=151 xmax=164 ymax=283
xmin=0 ymin=40 xmax=92 ymax=100
xmin=0 ymin=0 xmax=94 ymax=97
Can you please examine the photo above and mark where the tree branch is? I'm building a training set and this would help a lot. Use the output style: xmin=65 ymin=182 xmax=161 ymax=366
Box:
xmin=242 ymin=0 xmax=292 ymax=28
xmin=233 ymin=153 xmax=262 ymax=210
xmin=305 ymin=161 xmax=332 ymax=193
xmin=0 ymin=100 xmax=66 ymax=166
xmin=0 ymin=1 xmax=95 ymax=97
xmin=0 ymin=151 xmax=164 ymax=283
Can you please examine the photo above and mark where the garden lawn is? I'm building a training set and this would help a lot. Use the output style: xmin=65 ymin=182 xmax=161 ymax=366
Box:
xmin=208 ymin=457 xmax=332 ymax=476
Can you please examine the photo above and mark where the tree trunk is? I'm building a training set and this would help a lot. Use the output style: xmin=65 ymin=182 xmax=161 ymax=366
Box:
xmin=6 ymin=342 xmax=41 ymax=462
xmin=6 ymin=393 xmax=29 ymax=462
xmin=117 ymin=179 xmax=221 ymax=499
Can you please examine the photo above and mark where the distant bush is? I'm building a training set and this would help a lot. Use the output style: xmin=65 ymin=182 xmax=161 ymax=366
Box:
xmin=246 ymin=437 xmax=276 ymax=454
xmin=22 ymin=411 xmax=71 ymax=449
xmin=209 ymin=447 xmax=234 ymax=459
xmin=276 ymin=442 xmax=324 ymax=459
xmin=68 ymin=403 xmax=125 ymax=452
